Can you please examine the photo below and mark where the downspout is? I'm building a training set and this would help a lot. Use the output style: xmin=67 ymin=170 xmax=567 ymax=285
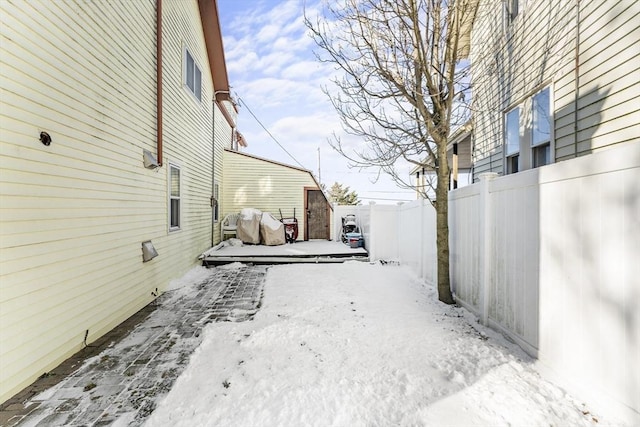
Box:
xmin=211 ymin=97 xmax=216 ymax=247
xmin=573 ymin=0 xmax=580 ymax=156
xmin=156 ymin=0 xmax=163 ymax=166
xmin=211 ymin=91 xmax=231 ymax=247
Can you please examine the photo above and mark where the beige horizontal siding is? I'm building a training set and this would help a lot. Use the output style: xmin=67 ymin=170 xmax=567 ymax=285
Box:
xmin=223 ymin=151 xmax=320 ymax=240
xmin=0 ymin=0 xmax=228 ymax=403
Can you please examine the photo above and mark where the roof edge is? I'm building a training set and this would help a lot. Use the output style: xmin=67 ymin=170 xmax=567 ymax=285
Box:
xmin=198 ymin=0 xmax=231 ymax=101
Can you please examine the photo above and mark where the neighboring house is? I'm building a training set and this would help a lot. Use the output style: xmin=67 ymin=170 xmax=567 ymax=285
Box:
xmin=454 ymin=0 xmax=640 ymax=419
xmin=471 ymin=0 xmax=639 ymax=177
xmin=412 ymin=123 xmax=473 ymax=199
xmin=0 ymin=0 xmax=233 ymax=404
xmin=222 ymin=149 xmax=332 ymax=241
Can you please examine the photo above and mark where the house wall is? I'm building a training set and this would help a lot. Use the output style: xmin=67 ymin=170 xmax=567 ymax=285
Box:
xmin=222 ymin=150 xmax=320 ymax=240
xmin=471 ymin=0 xmax=640 ymax=177
xmin=0 ymin=0 xmax=225 ymax=403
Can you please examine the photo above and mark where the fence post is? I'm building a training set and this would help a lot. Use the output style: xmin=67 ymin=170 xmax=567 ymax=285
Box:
xmin=368 ymin=201 xmax=376 ymax=261
xmin=479 ymin=173 xmax=498 ymax=325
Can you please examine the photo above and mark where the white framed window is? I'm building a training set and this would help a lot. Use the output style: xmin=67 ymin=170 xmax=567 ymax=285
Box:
xmin=531 ymin=87 xmax=551 ymax=168
xmin=169 ymin=164 xmax=181 ymax=230
xmin=505 ymin=107 xmax=520 ymax=174
xmin=213 ymin=181 xmax=220 ymax=223
xmin=184 ymin=47 xmax=202 ymax=102
xmin=504 ymin=85 xmax=553 ymax=174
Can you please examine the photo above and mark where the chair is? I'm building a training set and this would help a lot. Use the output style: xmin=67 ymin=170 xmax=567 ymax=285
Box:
xmin=221 ymin=213 xmax=240 ymax=240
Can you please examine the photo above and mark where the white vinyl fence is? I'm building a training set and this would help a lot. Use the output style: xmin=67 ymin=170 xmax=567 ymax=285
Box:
xmin=333 ymin=199 xmax=437 ymax=284
xmin=334 ymin=142 xmax=639 ymax=422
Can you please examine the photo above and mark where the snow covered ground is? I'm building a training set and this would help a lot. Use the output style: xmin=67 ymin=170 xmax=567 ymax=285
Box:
xmin=145 ymin=262 xmax=620 ymax=427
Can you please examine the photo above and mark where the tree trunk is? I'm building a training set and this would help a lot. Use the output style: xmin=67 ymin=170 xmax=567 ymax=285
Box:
xmin=435 ymin=140 xmax=455 ymax=304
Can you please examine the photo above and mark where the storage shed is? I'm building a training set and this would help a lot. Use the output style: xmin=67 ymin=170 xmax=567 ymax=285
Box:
xmin=222 ymin=149 xmax=331 ymax=241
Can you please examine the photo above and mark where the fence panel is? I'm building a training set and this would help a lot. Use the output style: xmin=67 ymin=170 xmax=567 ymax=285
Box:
xmin=449 ymin=185 xmax=482 ymax=312
xmin=448 ymin=142 xmax=639 ymax=421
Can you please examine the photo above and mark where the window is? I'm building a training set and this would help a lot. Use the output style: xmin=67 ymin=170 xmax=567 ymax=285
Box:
xmin=532 ymin=87 xmax=551 ymax=168
xmin=506 ymin=0 xmax=519 ymax=23
xmin=504 ymin=86 xmax=553 ymax=174
xmin=505 ymin=108 xmax=520 ymax=156
xmin=505 ymin=107 xmax=520 ymax=173
xmin=213 ymin=181 xmax=219 ymax=223
xmin=184 ymin=48 xmax=201 ymax=101
xmin=169 ymin=164 xmax=181 ymax=230
xmin=532 ymin=144 xmax=550 ymax=168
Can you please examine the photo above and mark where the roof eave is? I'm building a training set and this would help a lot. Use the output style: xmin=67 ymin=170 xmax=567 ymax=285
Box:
xmin=198 ymin=0 xmax=231 ymax=102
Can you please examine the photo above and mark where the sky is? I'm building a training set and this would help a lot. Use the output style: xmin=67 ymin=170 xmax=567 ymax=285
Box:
xmin=145 ymin=262 xmax=616 ymax=426
xmin=216 ymin=0 xmax=417 ymax=204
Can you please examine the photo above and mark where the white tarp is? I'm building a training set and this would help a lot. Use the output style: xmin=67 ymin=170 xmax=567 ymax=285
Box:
xmin=260 ymin=212 xmax=285 ymax=246
xmin=237 ymin=208 xmax=261 ymax=244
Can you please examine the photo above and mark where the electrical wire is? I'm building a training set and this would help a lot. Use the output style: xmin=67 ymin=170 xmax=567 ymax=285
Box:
xmin=237 ymin=97 xmax=307 ymax=170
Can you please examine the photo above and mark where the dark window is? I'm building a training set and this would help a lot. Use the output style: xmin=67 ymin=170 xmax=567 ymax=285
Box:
xmin=506 ymin=0 xmax=519 ymax=23
xmin=170 ymin=165 xmax=180 ymax=229
xmin=213 ymin=182 xmax=219 ymax=223
xmin=507 ymin=154 xmax=519 ymax=174
xmin=185 ymin=49 xmax=201 ymax=101
xmin=533 ymin=144 xmax=550 ymax=168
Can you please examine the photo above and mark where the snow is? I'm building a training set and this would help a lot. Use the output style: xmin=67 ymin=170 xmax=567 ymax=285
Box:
xmin=144 ymin=262 xmax=618 ymax=427
xmin=240 ymin=207 xmax=262 ymax=220
xmin=166 ymin=265 xmax=215 ymax=291
xmin=203 ymin=240 xmax=367 ymax=257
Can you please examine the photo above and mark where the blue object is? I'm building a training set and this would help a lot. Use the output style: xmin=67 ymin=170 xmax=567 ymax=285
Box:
xmin=346 ymin=232 xmax=364 ymax=248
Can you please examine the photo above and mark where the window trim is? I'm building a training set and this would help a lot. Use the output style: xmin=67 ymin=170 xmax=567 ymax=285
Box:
xmin=503 ymin=84 xmax=554 ymax=174
xmin=504 ymin=106 xmax=520 ymax=174
xmin=504 ymin=106 xmax=520 ymax=156
xmin=531 ymin=86 xmax=551 ymax=148
xmin=169 ymin=163 xmax=181 ymax=232
xmin=531 ymin=86 xmax=553 ymax=168
xmin=213 ymin=180 xmax=220 ymax=223
xmin=183 ymin=46 xmax=202 ymax=102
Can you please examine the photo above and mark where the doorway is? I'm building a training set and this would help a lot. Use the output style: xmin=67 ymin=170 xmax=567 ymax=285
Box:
xmin=305 ymin=188 xmax=329 ymax=240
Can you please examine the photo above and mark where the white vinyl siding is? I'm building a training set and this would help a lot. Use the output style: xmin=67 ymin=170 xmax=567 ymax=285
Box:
xmin=471 ymin=0 xmax=640 ymax=177
xmin=0 ymin=0 xmax=226 ymax=403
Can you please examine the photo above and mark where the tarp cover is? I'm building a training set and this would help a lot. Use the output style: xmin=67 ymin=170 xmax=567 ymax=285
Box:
xmin=237 ymin=208 xmax=261 ymax=244
xmin=260 ymin=213 xmax=285 ymax=246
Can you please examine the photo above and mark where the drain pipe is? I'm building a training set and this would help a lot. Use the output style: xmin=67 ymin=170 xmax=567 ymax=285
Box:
xmin=211 ymin=90 xmax=231 ymax=246
xmin=156 ymin=0 xmax=163 ymax=166
xmin=573 ymin=0 xmax=580 ymax=156
xmin=211 ymin=95 xmax=217 ymax=247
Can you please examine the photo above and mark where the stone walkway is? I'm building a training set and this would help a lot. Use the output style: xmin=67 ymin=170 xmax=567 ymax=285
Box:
xmin=0 ymin=264 xmax=267 ymax=427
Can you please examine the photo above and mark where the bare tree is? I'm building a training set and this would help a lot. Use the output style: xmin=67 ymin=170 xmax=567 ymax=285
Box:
xmin=306 ymin=0 xmax=477 ymax=304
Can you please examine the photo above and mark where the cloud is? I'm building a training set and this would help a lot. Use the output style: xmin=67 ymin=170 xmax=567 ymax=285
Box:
xmin=280 ymin=60 xmax=323 ymax=80
xmin=236 ymin=77 xmax=326 ymax=110
xmin=219 ymin=0 xmax=411 ymax=202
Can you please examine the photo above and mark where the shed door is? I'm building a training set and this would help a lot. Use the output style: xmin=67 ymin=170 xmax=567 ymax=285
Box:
xmin=306 ymin=189 xmax=329 ymax=240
